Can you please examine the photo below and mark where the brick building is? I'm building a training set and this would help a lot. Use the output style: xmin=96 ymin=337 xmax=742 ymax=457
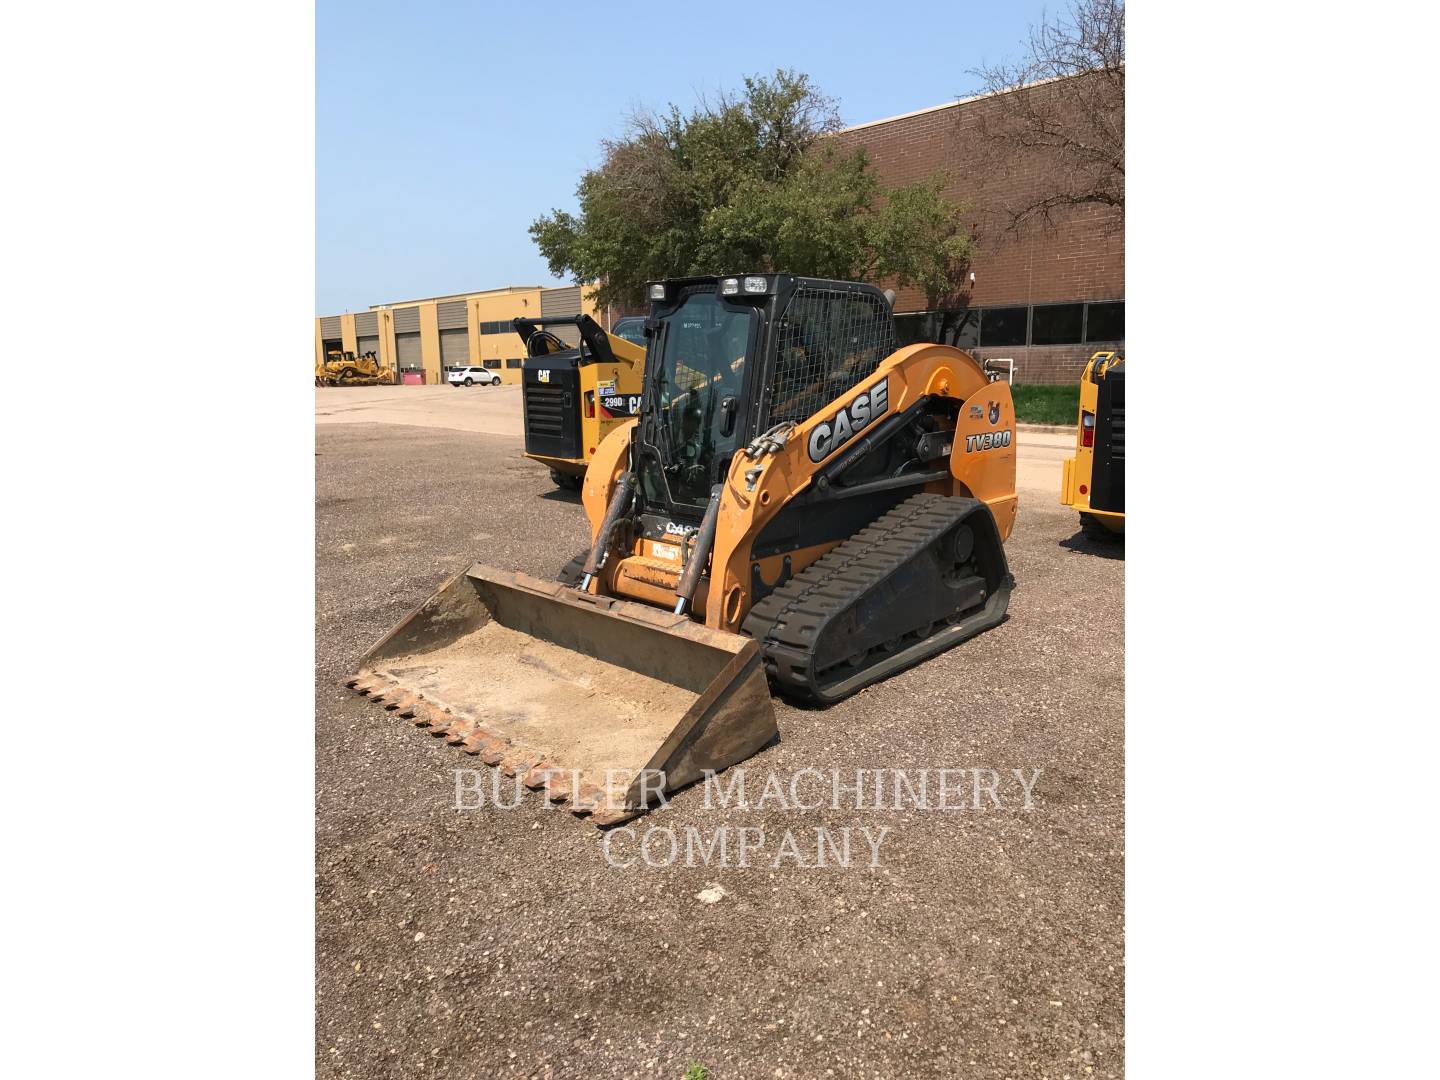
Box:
xmin=836 ymin=74 xmax=1124 ymax=384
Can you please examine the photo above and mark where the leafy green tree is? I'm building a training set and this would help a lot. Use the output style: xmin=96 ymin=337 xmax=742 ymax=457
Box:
xmin=530 ymin=71 xmax=974 ymax=308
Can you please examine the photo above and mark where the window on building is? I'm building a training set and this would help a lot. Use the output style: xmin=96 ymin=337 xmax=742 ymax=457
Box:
xmin=980 ymin=307 xmax=1028 ymax=347
xmin=1085 ymin=301 xmax=1124 ymax=342
xmin=484 ymin=359 xmax=501 ymax=369
xmin=894 ymin=310 xmax=980 ymax=349
xmin=505 ymin=358 xmax=523 ymax=368
xmin=480 ymin=320 xmax=515 ymax=335
xmin=1031 ymin=303 xmax=1085 ymax=345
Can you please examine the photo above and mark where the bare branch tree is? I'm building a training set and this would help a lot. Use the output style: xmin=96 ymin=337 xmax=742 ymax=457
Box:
xmin=968 ymin=0 xmax=1125 ymax=233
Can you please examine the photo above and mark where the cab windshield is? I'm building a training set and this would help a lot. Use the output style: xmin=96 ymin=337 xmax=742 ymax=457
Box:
xmin=647 ymin=292 xmax=753 ymax=508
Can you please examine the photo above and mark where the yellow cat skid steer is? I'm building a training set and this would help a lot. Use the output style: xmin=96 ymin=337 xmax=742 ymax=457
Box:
xmin=515 ymin=315 xmax=645 ymax=490
xmin=1060 ymin=351 xmax=1125 ymax=538
xmin=349 ymin=275 xmax=1018 ymax=825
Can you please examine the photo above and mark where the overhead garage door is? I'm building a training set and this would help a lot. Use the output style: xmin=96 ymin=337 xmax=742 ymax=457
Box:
xmin=437 ymin=301 xmax=469 ymax=368
xmin=320 ymin=315 xmax=343 ymax=338
xmin=395 ymin=333 xmax=422 ymax=369
xmin=540 ymin=286 xmax=583 ymax=346
xmin=439 ymin=329 xmax=468 ymax=367
xmin=354 ymin=312 xmax=379 ymax=358
xmin=540 ymin=286 xmax=581 ymax=317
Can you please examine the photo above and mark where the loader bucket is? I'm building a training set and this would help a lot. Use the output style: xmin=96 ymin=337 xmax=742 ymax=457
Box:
xmin=347 ymin=565 xmax=777 ymax=825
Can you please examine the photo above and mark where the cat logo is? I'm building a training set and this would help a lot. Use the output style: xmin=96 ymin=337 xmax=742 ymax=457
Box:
xmin=988 ymin=400 xmax=1001 ymax=425
xmin=537 ymin=370 xmax=551 ymax=383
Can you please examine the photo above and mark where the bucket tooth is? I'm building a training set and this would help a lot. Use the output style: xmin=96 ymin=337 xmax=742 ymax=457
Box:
xmin=479 ymin=745 xmax=507 ymax=767
xmin=444 ymin=719 xmax=479 ymax=745
xmin=461 ymin=728 xmax=506 ymax=757
xmin=500 ymin=752 xmax=544 ymax=778
xmin=408 ymin=701 xmax=441 ymax=728
xmin=588 ymin=807 xmax=639 ymax=828
xmin=541 ymin=771 xmax=575 ymax=804
xmin=389 ymin=693 xmax=422 ymax=718
xmin=568 ymin=783 xmax=611 ymax=817
xmin=520 ymin=764 xmax=557 ymax=791
xmin=427 ymin=710 xmax=463 ymax=738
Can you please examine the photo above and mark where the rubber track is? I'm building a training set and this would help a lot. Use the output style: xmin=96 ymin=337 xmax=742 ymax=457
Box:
xmin=741 ymin=493 xmax=998 ymax=703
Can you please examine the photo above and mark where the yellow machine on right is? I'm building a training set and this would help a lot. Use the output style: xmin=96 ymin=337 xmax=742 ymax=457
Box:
xmin=1060 ymin=351 xmax=1125 ymax=538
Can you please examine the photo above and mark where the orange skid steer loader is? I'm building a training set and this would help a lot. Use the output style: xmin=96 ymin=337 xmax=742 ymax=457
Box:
xmin=349 ymin=275 xmax=1018 ymax=824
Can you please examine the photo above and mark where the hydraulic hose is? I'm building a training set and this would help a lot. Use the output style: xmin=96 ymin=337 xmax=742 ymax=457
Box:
xmin=579 ymin=470 xmax=635 ymax=592
xmin=673 ymin=484 xmax=723 ymax=615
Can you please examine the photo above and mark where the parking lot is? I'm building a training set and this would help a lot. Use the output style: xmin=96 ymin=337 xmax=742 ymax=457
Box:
xmin=315 ymin=386 xmax=1124 ymax=1079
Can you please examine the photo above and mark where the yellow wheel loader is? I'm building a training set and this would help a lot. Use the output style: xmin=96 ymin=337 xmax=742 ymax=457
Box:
xmin=1060 ymin=351 xmax=1125 ymax=538
xmin=315 ymin=349 xmax=396 ymax=387
xmin=348 ymin=275 xmax=1019 ymax=825
xmin=515 ymin=315 xmax=646 ymax=490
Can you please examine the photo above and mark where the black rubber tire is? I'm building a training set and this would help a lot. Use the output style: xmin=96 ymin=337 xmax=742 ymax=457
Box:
xmin=463 ymin=378 xmax=473 ymax=387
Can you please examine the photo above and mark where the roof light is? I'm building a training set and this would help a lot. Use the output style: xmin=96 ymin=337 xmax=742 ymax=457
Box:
xmin=648 ymin=283 xmax=666 ymax=301
xmin=743 ymin=275 xmax=768 ymax=294
xmin=720 ymin=277 xmax=739 ymax=296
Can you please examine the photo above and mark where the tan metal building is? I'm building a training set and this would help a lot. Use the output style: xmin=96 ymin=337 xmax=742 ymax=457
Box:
xmin=315 ymin=284 xmax=602 ymax=386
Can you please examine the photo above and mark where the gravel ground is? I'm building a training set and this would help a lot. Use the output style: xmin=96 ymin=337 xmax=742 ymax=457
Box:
xmin=316 ymin=421 xmax=1124 ymax=1080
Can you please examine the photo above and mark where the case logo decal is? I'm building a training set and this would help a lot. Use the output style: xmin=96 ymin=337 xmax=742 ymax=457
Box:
xmin=807 ymin=378 xmax=890 ymax=462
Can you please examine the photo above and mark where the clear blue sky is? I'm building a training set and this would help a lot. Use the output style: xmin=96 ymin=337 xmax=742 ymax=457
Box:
xmin=316 ymin=0 xmax=1048 ymax=314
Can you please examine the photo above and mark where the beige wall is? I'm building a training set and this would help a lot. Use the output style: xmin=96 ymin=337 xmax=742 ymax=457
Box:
xmin=316 ymin=283 xmax=601 ymax=385
xmin=417 ymin=302 xmax=441 ymax=385
xmin=377 ymin=308 xmax=396 ymax=368
xmin=471 ymin=288 xmax=539 ymax=384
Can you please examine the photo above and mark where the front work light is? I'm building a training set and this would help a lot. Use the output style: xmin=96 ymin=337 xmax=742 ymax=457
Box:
xmin=743 ymin=275 xmax=768 ymax=293
xmin=648 ymin=283 xmax=667 ymax=301
xmin=720 ymin=277 xmax=739 ymax=296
